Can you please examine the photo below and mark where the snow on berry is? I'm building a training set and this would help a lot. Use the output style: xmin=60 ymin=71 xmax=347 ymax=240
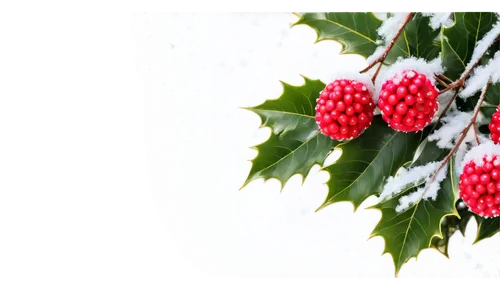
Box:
xmin=459 ymin=142 xmax=500 ymax=218
xmin=315 ymin=77 xmax=375 ymax=141
xmin=489 ymin=105 xmax=500 ymax=144
xmin=428 ymin=111 xmax=472 ymax=149
xmin=377 ymin=69 xmax=439 ymax=132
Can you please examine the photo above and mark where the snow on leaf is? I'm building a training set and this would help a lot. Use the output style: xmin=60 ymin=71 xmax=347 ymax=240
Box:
xmin=427 ymin=111 xmax=472 ymax=149
xmin=318 ymin=116 xmax=419 ymax=211
xmin=370 ymin=140 xmax=458 ymax=276
xmin=242 ymin=76 xmax=335 ymax=189
xmin=441 ymin=12 xmax=499 ymax=79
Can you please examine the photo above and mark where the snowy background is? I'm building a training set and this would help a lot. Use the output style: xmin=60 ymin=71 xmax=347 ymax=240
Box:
xmin=132 ymin=13 xmax=500 ymax=278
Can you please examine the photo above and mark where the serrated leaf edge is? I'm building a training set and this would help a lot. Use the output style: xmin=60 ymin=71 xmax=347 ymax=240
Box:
xmin=291 ymin=12 xmax=380 ymax=57
xmin=367 ymin=159 xmax=459 ymax=277
xmin=240 ymin=75 xmax=334 ymax=191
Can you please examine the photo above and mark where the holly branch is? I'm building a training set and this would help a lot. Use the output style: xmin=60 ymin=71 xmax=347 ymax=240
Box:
xmin=360 ymin=13 xmax=415 ymax=82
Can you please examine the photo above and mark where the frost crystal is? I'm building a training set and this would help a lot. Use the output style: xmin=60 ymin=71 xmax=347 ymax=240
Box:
xmin=461 ymin=51 xmax=500 ymax=98
xmin=396 ymin=163 xmax=448 ymax=212
xmin=421 ymin=13 xmax=453 ymax=30
xmin=427 ymin=111 xmax=472 ymax=149
xmin=379 ymin=161 xmax=441 ymax=201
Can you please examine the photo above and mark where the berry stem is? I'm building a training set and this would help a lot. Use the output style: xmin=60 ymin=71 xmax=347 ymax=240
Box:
xmin=434 ymin=76 xmax=450 ymax=88
xmin=435 ymin=73 xmax=453 ymax=83
xmin=439 ymin=34 xmax=500 ymax=95
xmin=360 ymin=13 xmax=415 ymax=74
xmin=420 ymin=83 xmax=490 ymax=199
xmin=371 ymin=61 xmax=383 ymax=83
xmin=473 ymin=122 xmax=481 ymax=145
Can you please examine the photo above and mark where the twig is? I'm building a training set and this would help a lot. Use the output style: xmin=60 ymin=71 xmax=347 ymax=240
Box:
xmin=428 ymin=88 xmax=460 ymax=134
xmin=439 ymin=34 xmax=500 ymax=94
xmin=434 ymin=76 xmax=450 ymax=88
xmin=371 ymin=62 xmax=383 ymax=83
xmin=473 ymin=122 xmax=481 ymax=145
xmin=420 ymin=83 xmax=490 ymax=199
xmin=436 ymin=73 xmax=453 ymax=83
xmin=360 ymin=13 xmax=415 ymax=74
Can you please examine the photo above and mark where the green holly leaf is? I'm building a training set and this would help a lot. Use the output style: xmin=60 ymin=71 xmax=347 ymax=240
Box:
xmin=431 ymin=202 xmax=474 ymax=257
xmin=292 ymin=12 xmax=382 ymax=58
xmin=242 ymin=76 xmax=335 ymax=189
xmin=474 ymin=216 xmax=500 ymax=243
xmin=317 ymin=117 xmax=420 ymax=211
xmin=385 ymin=13 xmax=441 ymax=64
xmin=370 ymin=140 xmax=458 ymax=276
xmin=441 ymin=12 xmax=499 ymax=80
xmin=480 ymin=82 xmax=500 ymax=118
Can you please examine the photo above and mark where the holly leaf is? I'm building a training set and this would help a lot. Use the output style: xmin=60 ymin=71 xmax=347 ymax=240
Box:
xmin=370 ymin=140 xmax=458 ymax=276
xmin=480 ymin=82 xmax=500 ymax=118
xmin=317 ymin=117 xmax=420 ymax=211
xmin=474 ymin=216 xmax=500 ymax=243
xmin=292 ymin=12 xmax=382 ymax=58
xmin=385 ymin=13 xmax=441 ymax=64
xmin=242 ymin=76 xmax=335 ymax=189
xmin=431 ymin=202 xmax=474 ymax=257
xmin=441 ymin=12 xmax=499 ymax=80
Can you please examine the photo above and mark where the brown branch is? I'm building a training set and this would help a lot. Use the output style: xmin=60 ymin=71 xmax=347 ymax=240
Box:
xmin=439 ymin=34 xmax=500 ymax=94
xmin=421 ymin=83 xmax=490 ymax=200
xmin=429 ymin=88 xmax=460 ymax=135
xmin=436 ymin=73 xmax=453 ymax=83
xmin=371 ymin=61 xmax=383 ymax=83
xmin=360 ymin=13 xmax=415 ymax=74
xmin=434 ymin=76 xmax=450 ymax=88
xmin=473 ymin=122 xmax=481 ymax=145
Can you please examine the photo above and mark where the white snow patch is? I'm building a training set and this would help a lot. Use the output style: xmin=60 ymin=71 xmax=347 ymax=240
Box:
xmin=379 ymin=161 xmax=441 ymax=201
xmin=367 ymin=13 xmax=408 ymax=64
xmin=378 ymin=13 xmax=408 ymax=42
xmin=367 ymin=46 xmax=385 ymax=64
xmin=396 ymin=163 xmax=448 ymax=212
xmin=375 ymin=56 xmax=443 ymax=93
xmin=461 ymin=141 xmax=500 ymax=169
xmin=421 ymin=13 xmax=453 ymax=30
xmin=427 ymin=111 xmax=472 ymax=149
xmin=462 ymin=21 xmax=500 ymax=77
xmin=461 ymin=51 xmax=500 ymax=99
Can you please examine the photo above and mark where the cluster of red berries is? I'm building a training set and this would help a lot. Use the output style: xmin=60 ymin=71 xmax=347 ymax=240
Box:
xmin=489 ymin=107 xmax=500 ymax=144
xmin=315 ymin=79 xmax=375 ymax=141
xmin=315 ymin=70 xmax=438 ymax=139
xmin=378 ymin=70 xmax=439 ymax=132
xmin=459 ymin=156 xmax=500 ymax=218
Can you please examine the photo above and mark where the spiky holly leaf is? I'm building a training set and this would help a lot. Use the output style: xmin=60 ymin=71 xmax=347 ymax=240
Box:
xmin=292 ymin=12 xmax=382 ymax=58
xmin=474 ymin=216 xmax=500 ymax=243
xmin=431 ymin=202 xmax=473 ymax=257
xmin=441 ymin=12 xmax=499 ymax=79
xmin=370 ymin=140 xmax=458 ymax=276
xmin=317 ymin=117 xmax=419 ymax=211
xmin=242 ymin=76 xmax=335 ymax=189
xmin=385 ymin=13 xmax=441 ymax=64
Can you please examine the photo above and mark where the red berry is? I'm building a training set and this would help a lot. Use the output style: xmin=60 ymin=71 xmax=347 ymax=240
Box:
xmin=316 ymin=78 xmax=375 ymax=141
xmin=489 ymin=105 xmax=500 ymax=144
xmin=460 ymin=153 xmax=500 ymax=218
xmin=378 ymin=70 xmax=438 ymax=132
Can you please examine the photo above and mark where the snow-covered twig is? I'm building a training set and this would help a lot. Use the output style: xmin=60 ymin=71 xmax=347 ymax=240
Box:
xmin=360 ymin=13 xmax=414 ymax=79
xmin=420 ymin=84 xmax=490 ymax=199
xmin=440 ymin=23 xmax=500 ymax=94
